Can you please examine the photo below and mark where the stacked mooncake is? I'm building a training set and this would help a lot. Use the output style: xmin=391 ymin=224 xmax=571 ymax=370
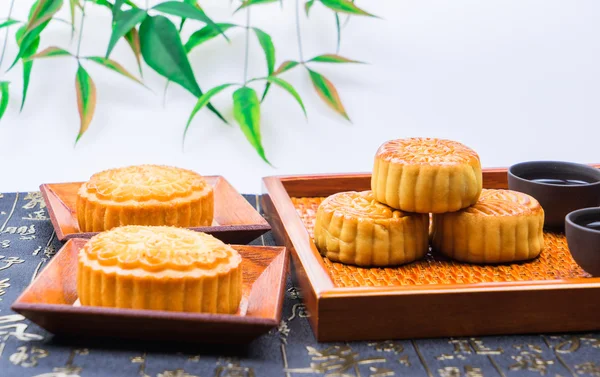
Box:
xmin=314 ymin=137 xmax=545 ymax=267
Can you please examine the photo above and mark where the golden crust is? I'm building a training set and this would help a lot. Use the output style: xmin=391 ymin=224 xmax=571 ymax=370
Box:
xmin=431 ymin=189 xmax=545 ymax=264
xmin=371 ymin=138 xmax=483 ymax=213
xmin=77 ymin=226 xmax=242 ymax=313
xmin=76 ymin=165 xmax=213 ymax=232
xmin=313 ymin=191 xmax=429 ymax=267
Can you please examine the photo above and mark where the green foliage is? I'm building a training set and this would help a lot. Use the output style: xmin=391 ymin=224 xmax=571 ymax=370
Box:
xmin=153 ymin=2 xmax=227 ymax=41
xmin=1 ymin=0 xmax=377 ymax=162
xmin=84 ymin=56 xmax=144 ymax=86
xmin=15 ymin=24 xmax=41 ymax=111
xmin=184 ymin=83 xmax=235 ymax=143
xmin=235 ymin=0 xmax=279 ymax=13
xmin=139 ymin=15 xmax=227 ymax=123
xmin=308 ymin=54 xmax=363 ymax=64
xmin=0 ymin=20 xmax=20 ymax=30
xmin=0 ymin=82 xmax=9 ymax=122
xmin=105 ymin=8 xmax=147 ymax=58
xmin=233 ymin=87 xmax=270 ymax=164
xmin=26 ymin=46 xmax=72 ymax=60
xmin=252 ymin=27 xmax=275 ymax=100
xmin=139 ymin=15 xmax=200 ymax=97
xmin=307 ymin=68 xmax=349 ymax=121
xmin=305 ymin=0 xmax=315 ymax=16
xmin=320 ymin=0 xmax=378 ymax=17
xmin=259 ymin=76 xmax=306 ymax=117
xmin=75 ymin=63 xmax=96 ymax=142
xmin=185 ymin=23 xmax=237 ymax=53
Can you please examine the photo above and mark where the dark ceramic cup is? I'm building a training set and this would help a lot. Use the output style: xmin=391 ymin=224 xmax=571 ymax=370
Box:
xmin=566 ymin=207 xmax=600 ymax=276
xmin=508 ymin=161 xmax=600 ymax=230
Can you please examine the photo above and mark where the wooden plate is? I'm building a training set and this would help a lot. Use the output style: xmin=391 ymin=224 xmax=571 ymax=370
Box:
xmin=41 ymin=176 xmax=270 ymax=243
xmin=11 ymin=239 xmax=288 ymax=344
xmin=262 ymin=166 xmax=600 ymax=342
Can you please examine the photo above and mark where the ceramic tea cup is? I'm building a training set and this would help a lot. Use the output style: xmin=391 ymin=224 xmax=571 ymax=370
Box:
xmin=508 ymin=161 xmax=600 ymax=230
xmin=565 ymin=207 xmax=600 ymax=276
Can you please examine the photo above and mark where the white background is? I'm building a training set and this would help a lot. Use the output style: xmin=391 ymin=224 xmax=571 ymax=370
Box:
xmin=1 ymin=1 xmax=599 ymax=194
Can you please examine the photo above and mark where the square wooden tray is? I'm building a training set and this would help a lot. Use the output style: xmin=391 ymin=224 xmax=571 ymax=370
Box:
xmin=41 ymin=175 xmax=270 ymax=243
xmin=11 ymin=239 xmax=288 ymax=344
xmin=262 ymin=167 xmax=600 ymax=342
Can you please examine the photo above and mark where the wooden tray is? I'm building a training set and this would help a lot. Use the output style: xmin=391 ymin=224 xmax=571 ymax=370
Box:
xmin=41 ymin=176 xmax=270 ymax=243
xmin=11 ymin=239 xmax=288 ymax=344
xmin=262 ymin=167 xmax=600 ymax=342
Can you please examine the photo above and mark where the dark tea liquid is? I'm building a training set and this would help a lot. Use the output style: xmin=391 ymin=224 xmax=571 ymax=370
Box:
xmin=528 ymin=178 xmax=592 ymax=185
xmin=584 ymin=221 xmax=600 ymax=231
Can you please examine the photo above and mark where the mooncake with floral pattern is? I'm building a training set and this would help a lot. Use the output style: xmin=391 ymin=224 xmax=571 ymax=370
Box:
xmin=77 ymin=226 xmax=242 ymax=313
xmin=76 ymin=165 xmax=213 ymax=232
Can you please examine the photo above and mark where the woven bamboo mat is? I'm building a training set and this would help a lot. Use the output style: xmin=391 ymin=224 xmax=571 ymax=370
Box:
xmin=292 ymin=197 xmax=591 ymax=288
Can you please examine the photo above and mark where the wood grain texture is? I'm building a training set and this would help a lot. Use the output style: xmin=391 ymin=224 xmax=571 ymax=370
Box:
xmin=12 ymin=239 xmax=287 ymax=344
xmin=262 ymin=165 xmax=600 ymax=342
xmin=40 ymin=176 xmax=270 ymax=243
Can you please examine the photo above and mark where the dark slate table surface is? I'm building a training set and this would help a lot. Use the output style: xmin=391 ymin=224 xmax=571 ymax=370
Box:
xmin=0 ymin=192 xmax=599 ymax=377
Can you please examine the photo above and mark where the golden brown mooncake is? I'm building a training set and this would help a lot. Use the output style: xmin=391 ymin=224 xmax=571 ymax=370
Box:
xmin=431 ymin=189 xmax=545 ymax=264
xmin=313 ymin=190 xmax=429 ymax=267
xmin=77 ymin=226 xmax=242 ymax=313
xmin=371 ymin=137 xmax=483 ymax=213
xmin=76 ymin=165 xmax=213 ymax=232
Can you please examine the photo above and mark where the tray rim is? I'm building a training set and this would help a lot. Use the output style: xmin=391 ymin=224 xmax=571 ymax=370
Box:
xmin=40 ymin=175 xmax=271 ymax=242
xmin=11 ymin=238 xmax=289 ymax=341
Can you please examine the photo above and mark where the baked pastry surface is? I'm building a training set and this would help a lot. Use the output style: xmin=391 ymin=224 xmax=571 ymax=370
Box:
xmin=431 ymin=189 xmax=545 ymax=263
xmin=371 ymin=137 xmax=482 ymax=213
xmin=314 ymin=191 xmax=429 ymax=267
xmin=77 ymin=226 xmax=242 ymax=313
xmin=76 ymin=165 xmax=213 ymax=232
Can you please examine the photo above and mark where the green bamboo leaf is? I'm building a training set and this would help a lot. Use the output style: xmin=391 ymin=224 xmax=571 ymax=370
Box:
xmin=235 ymin=0 xmax=279 ymax=13
xmin=305 ymin=0 xmax=315 ymax=16
xmin=105 ymin=8 xmax=147 ymax=58
xmin=307 ymin=68 xmax=350 ymax=120
xmin=261 ymin=77 xmax=306 ymax=117
xmin=152 ymin=2 xmax=228 ymax=41
xmin=139 ymin=15 xmax=227 ymax=124
xmin=8 ymin=2 xmax=52 ymax=70
xmin=233 ymin=87 xmax=270 ymax=164
xmin=320 ymin=0 xmax=378 ymax=17
xmin=85 ymin=57 xmax=144 ymax=86
xmin=0 ymin=20 xmax=20 ymax=30
xmin=253 ymin=28 xmax=275 ymax=76
xmin=89 ymin=0 xmax=112 ymax=8
xmin=124 ymin=27 xmax=143 ymax=76
xmin=253 ymin=27 xmax=275 ymax=100
xmin=23 ymin=0 xmax=64 ymax=35
xmin=308 ymin=54 xmax=364 ymax=64
xmin=75 ymin=64 xmax=97 ymax=143
xmin=112 ymin=0 xmax=125 ymax=20
xmin=335 ymin=13 xmax=341 ymax=53
xmin=185 ymin=23 xmax=237 ymax=53
xmin=0 ymin=82 xmax=9 ymax=122
xmin=184 ymin=83 xmax=234 ymax=143
xmin=68 ymin=0 xmax=80 ymax=38
xmin=16 ymin=26 xmax=41 ymax=112
xmin=24 ymin=46 xmax=72 ymax=61
xmin=274 ymin=60 xmax=299 ymax=75
xmin=179 ymin=0 xmax=203 ymax=31
xmin=139 ymin=16 xmax=198 ymax=96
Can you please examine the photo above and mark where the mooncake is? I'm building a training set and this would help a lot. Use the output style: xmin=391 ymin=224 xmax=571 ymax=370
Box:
xmin=77 ymin=165 xmax=213 ymax=232
xmin=313 ymin=191 xmax=429 ymax=267
xmin=371 ymin=138 xmax=482 ymax=213
xmin=431 ymin=189 xmax=545 ymax=263
xmin=77 ymin=226 xmax=242 ymax=313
